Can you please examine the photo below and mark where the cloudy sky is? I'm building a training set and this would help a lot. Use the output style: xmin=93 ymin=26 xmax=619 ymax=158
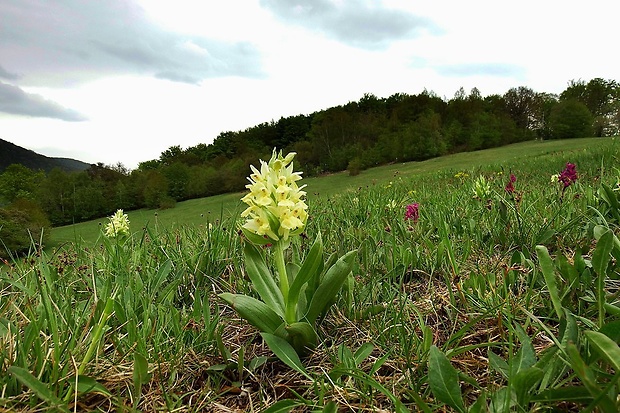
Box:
xmin=1 ymin=0 xmax=618 ymax=169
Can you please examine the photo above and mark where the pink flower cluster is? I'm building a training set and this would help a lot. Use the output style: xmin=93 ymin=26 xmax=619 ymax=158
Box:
xmin=558 ymin=162 xmax=578 ymax=189
xmin=405 ymin=203 xmax=419 ymax=222
xmin=504 ymin=173 xmax=516 ymax=194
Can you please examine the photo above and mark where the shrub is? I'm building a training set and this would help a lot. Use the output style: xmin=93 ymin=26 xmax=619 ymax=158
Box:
xmin=347 ymin=157 xmax=363 ymax=176
xmin=0 ymin=199 xmax=50 ymax=258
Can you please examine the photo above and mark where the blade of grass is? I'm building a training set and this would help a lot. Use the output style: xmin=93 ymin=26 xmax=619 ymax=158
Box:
xmin=535 ymin=245 xmax=563 ymax=320
xmin=8 ymin=366 xmax=69 ymax=412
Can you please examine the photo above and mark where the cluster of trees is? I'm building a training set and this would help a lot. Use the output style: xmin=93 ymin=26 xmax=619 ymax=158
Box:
xmin=1 ymin=78 xmax=618 ymax=255
xmin=137 ymin=77 xmax=618 ymax=177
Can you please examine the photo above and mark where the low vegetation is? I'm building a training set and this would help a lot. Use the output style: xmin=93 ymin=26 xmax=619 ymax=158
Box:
xmin=1 ymin=78 xmax=618 ymax=234
xmin=1 ymin=137 xmax=620 ymax=412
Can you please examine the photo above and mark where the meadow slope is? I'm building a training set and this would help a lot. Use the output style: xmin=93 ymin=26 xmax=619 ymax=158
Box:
xmin=3 ymin=136 xmax=620 ymax=412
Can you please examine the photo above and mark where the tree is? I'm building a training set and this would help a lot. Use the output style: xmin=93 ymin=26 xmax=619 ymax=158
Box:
xmin=0 ymin=164 xmax=44 ymax=203
xmin=275 ymin=115 xmax=312 ymax=149
xmin=503 ymin=86 xmax=540 ymax=138
xmin=71 ymin=172 xmax=107 ymax=220
xmin=561 ymin=78 xmax=620 ymax=136
xmin=307 ymin=107 xmax=355 ymax=171
xmin=143 ymin=170 xmax=170 ymax=209
xmin=159 ymin=145 xmax=183 ymax=165
xmin=534 ymin=92 xmax=559 ymax=139
xmin=109 ymin=162 xmax=130 ymax=175
xmin=468 ymin=112 xmax=503 ymax=149
xmin=0 ymin=199 xmax=50 ymax=258
xmin=162 ymin=162 xmax=190 ymax=200
xmin=549 ymin=99 xmax=593 ymax=139
xmin=357 ymin=93 xmax=386 ymax=115
xmin=38 ymin=167 xmax=72 ymax=225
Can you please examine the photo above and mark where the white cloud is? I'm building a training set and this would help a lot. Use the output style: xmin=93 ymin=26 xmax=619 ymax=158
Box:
xmin=0 ymin=0 xmax=264 ymax=87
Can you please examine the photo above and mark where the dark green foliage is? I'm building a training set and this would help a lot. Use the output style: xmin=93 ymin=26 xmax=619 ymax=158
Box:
xmin=347 ymin=158 xmax=363 ymax=176
xmin=549 ymin=100 xmax=594 ymax=140
xmin=0 ymin=138 xmax=90 ymax=173
xmin=142 ymin=170 xmax=169 ymax=209
xmin=0 ymin=164 xmax=45 ymax=203
xmin=0 ymin=199 xmax=50 ymax=258
xmin=561 ymin=78 xmax=620 ymax=136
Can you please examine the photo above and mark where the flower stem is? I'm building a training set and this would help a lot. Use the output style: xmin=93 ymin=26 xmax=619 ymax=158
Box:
xmin=274 ymin=241 xmax=289 ymax=303
xmin=64 ymin=295 xmax=115 ymax=403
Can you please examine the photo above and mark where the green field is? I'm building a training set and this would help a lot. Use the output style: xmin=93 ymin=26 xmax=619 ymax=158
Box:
xmin=50 ymin=137 xmax=614 ymax=247
xmin=3 ymin=137 xmax=620 ymax=412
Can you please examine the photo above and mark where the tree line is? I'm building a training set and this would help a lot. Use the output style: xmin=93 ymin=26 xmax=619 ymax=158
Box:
xmin=1 ymin=77 xmax=618 ymax=255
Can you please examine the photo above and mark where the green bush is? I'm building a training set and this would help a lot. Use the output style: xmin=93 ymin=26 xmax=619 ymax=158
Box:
xmin=0 ymin=199 xmax=50 ymax=258
xmin=347 ymin=158 xmax=363 ymax=176
xmin=549 ymin=99 xmax=594 ymax=139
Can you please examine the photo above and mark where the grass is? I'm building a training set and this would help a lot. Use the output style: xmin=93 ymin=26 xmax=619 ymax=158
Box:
xmin=2 ymin=136 xmax=620 ymax=412
xmin=50 ymin=137 xmax=611 ymax=247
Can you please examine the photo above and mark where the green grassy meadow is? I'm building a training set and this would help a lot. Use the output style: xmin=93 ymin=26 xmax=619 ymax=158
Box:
xmin=3 ymin=137 xmax=620 ymax=412
xmin=50 ymin=137 xmax=612 ymax=247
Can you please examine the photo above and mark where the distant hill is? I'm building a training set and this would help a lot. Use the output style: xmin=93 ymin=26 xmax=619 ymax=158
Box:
xmin=0 ymin=138 xmax=91 ymax=173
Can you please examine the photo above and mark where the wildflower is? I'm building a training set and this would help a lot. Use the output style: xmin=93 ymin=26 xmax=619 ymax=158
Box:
xmin=550 ymin=174 xmax=559 ymax=183
xmin=505 ymin=173 xmax=516 ymax=194
xmin=558 ymin=162 xmax=578 ymax=189
xmin=104 ymin=209 xmax=130 ymax=238
xmin=473 ymin=175 xmax=491 ymax=200
xmin=405 ymin=203 xmax=419 ymax=222
xmin=241 ymin=150 xmax=307 ymax=242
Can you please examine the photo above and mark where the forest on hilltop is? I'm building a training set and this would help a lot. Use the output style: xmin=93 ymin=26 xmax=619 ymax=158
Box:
xmin=1 ymin=77 xmax=619 ymax=255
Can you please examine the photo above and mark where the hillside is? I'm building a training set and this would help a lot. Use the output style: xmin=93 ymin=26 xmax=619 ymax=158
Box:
xmin=21 ymin=136 xmax=620 ymax=412
xmin=49 ymin=136 xmax=615 ymax=247
xmin=0 ymin=138 xmax=91 ymax=173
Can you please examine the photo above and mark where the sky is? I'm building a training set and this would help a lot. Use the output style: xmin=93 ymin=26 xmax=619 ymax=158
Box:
xmin=1 ymin=0 xmax=618 ymax=170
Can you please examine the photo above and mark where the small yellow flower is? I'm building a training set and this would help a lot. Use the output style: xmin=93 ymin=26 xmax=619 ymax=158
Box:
xmin=104 ymin=209 xmax=130 ymax=238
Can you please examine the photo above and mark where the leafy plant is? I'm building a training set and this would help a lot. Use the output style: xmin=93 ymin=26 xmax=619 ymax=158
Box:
xmin=220 ymin=150 xmax=357 ymax=361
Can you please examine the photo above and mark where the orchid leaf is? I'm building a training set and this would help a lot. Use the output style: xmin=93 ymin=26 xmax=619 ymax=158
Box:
xmin=536 ymin=245 xmax=563 ymax=320
xmin=285 ymin=321 xmax=318 ymax=355
xmin=261 ymin=332 xmax=311 ymax=379
xmin=74 ymin=375 xmax=112 ymax=397
xmin=305 ymin=250 xmax=357 ymax=324
xmin=8 ymin=366 xmax=68 ymax=412
xmin=288 ymin=234 xmax=323 ymax=314
xmin=244 ymin=242 xmax=285 ymax=318
xmin=585 ymin=330 xmax=620 ymax=371
xmin=428 ymin=345 xmax=466 ymax=413
xmin=219 ymin=293 xmax=283 ymax=334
